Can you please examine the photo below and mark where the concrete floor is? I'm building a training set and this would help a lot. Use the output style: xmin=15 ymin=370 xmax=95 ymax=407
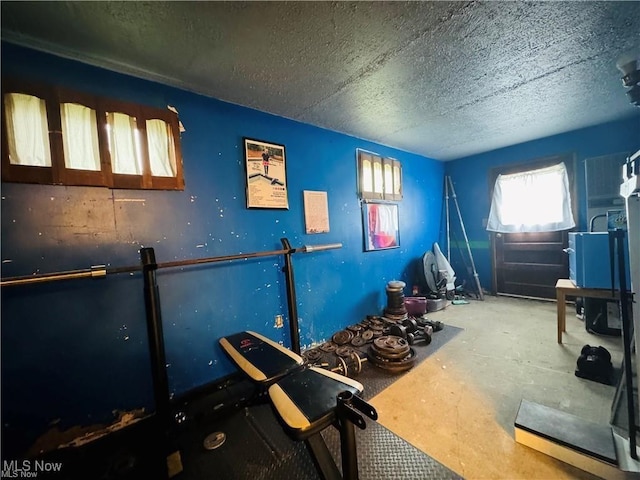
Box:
xmin=370 ymin=295 xmax=630 ymax=480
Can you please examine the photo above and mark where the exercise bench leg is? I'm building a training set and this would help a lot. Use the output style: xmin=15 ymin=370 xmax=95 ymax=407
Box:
xmin=305 ymin=434 xmax=342 ymax=480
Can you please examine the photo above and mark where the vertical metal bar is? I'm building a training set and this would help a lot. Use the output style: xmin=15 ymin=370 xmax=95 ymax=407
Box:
xmin=448 ymin=176 xmax=484 ymax=300
xmin=615 ymin=230 xmax=638 ymax=459
xmin=336 ymin=391 xmax=360 ymax=480
xmin=445 ymin=176 xmax=450 ymax=262
xmin=281 ymin=238 xmax=301 ymax=355
xmin=304 ymin=435 xmax=342 ymax=480
xmin=141 ymin=247 xmax=171 ymax=422
xmin=339 ymin=418 xmax=358 ymax=480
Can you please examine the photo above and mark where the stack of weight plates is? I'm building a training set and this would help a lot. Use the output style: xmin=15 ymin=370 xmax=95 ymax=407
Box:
xmin=368 ymin=335 xmax=416 ymax=373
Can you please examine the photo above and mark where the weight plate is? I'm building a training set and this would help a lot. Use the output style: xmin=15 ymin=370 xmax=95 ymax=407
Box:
xmin=389 ymin=324 xmax=407 ymax=338
xmin=350 ymin=352 xmax=363 ymax=374
xmin=336 ymin=345 xmax=355 ymax=358
xmin=402 ymin=318 xmax=419 ymax=332
xmin=373 ymin=335 xmax=410 ymax=354
xmin=203 ymin=431 xmax=226 ymax=450
xmin=347 ymin=324 xmax=363 ymax=333
xmin=319 ymin=341 xmax=337 ymax=353
xmin=351 ymin=336 xmax=366 ymax=347
xmin=361 ymin=330 xmax=374 ymax=342
xmin=332 ymin=330 xmax=353 ymax=346
xmin=335 ymin=356 xmax=349 ymax=376
xmin=304 ymin=348 xmax=323 ymax=362
xmin=369 ymin=344 xmax=412 ymax=360
xmin=368 ymin=347 xmax=416 ymax=373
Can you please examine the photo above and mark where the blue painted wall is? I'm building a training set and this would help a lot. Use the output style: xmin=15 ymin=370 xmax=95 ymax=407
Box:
xmin=443 ymin=116 xmax=640 ymax=291
xmin=1 ymin=43 xmax=444 ymax=456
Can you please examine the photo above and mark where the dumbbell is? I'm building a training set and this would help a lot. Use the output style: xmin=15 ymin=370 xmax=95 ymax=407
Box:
xmin=415 ymin=317 xmax=444 ymax=332
xmin=331 ymin=352 xmax=368 ymax=377
xmin=308 ymin=352 xmax=367 ymax=377
xmin=401 ymin=318 xmax=419 ymax=333
xmin=405 ymin=317 xmax=438 ymax=341
xmin=389 ymin=323 xmax=432 ymax=346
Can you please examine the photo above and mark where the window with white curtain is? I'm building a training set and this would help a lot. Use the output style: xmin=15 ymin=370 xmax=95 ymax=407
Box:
xmin=106 ymin=112 xmax=142 ymax=175
xmin=357 ymin=149 xmax=402 ymax=201
xmin=2 ymin=77 xmax=184 ymax=190
xmin=61 ymin=102 xmax=101 ymax=171
xmin=146 ymin=118 xmax=176 ymax=177
xmin=486 ymin=162 xmax=575 ymax=233
xmin=4 ymin=92 xmax=52 ymax=167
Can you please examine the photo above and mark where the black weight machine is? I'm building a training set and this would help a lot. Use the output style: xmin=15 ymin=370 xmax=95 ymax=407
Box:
xmin=1 ymin=238 xmax=378 ymax=479
xmin=141 ymin=239 xmax=377 ymax=479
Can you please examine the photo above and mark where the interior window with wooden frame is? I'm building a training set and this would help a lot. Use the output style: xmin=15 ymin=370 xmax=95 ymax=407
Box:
xmin=357 ymin=149 xmax=402 ymax=201
xmin=2 ymin=77 xmax=184 ymax=190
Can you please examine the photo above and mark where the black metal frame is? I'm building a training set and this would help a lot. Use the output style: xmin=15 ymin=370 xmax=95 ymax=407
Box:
xmin=609 ymin=229 xmax=638 ymax=459
xmin=138 ymin=240 xmax=363 ymax=478
xmin=1 ymin=239 xmax=344 ymax=477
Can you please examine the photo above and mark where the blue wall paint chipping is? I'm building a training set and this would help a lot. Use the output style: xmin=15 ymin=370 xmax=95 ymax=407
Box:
xmin=443 ymin=116 xmax=640 ymax=290
xmin=1 ymin=43 xmax=444 ymax=456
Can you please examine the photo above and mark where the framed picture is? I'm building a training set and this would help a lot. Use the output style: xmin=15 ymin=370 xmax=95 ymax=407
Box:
xmin=244 ymin=138 xmax=288 ymax=209
xmin=363 ymin=202 xmax=399 ymax=251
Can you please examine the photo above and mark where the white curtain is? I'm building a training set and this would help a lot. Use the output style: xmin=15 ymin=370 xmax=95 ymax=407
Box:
xmin=146 ymin=119 xmax=175 ymax=177
xmin=487 ymin=162 xmax=575 ymax=233
xmin=4 ymin=93 xmax=51 ymax=166
xmin=361 ymin=157 xmax=373 ymax=192
xmin=61 ymin=103 xmax=101 ymax=171
xmin=107 ymin=112 xmax=141 ymax=175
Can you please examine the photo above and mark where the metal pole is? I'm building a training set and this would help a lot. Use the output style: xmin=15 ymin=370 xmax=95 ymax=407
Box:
xmin=337 ymin=391 xmax=360 ymax=480
xmin=1 ymin=244 xmax=342 ymax=287
xmin=614 ymin=230 xmax=638 ymax=459
xmin=140 ymin=247 xmax=172 ymax=475
xmin=445 ymin=176 xmax=450 ymax=262
xmin=0 ymin=265 xmax=107 ymax=287
xmin=281 ymin=238 xmax=301 ymax=355
xmin=141 ymin=248 xmax=171 ymax=422
xmin=447 ymin=176 xmax=484 ymax=300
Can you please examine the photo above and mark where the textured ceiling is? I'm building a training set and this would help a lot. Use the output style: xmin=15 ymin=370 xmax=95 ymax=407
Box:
xmin=1 ymin=1 xmax=639 ymax=160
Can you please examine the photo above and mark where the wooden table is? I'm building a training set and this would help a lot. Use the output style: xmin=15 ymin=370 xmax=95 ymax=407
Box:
xmin=555 ymin=279 xmax=619 ymax=343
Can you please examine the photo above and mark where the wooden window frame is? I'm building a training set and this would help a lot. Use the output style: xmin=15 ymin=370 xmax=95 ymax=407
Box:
xmin=357 ymin=148 xmax=402 ymax=201
xmin=1 ymin=77 xmax=184 ymax=191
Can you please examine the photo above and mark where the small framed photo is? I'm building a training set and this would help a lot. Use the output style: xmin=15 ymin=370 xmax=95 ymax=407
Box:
xmin=363 ymin=202 xmax=399 ymax=251
xmin=244 ymin=138 xmax=288 ymax=209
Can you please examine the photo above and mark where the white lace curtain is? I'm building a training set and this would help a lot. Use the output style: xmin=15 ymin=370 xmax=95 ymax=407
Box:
xmin=486 ymin=162 xmax=575 ymax=233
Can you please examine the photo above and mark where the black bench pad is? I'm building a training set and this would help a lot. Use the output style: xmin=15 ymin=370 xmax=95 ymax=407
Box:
xmin=269 ymin=367 xmax=363 ymax=440
xmin=219 ymin=331 xmax=303 ymax=385
xmin=219 ymin=331 xmax=364 ymax=441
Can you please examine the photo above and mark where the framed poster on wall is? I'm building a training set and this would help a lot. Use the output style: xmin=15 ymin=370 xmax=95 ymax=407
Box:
xmin=363 ymin=202 xmax=399 ymax=251
xmin=244 ymin=138 xmax=288 ymax=209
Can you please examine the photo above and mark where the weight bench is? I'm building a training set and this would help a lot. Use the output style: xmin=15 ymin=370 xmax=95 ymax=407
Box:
xmin=219 ymin=331 xmax=378 ymax=480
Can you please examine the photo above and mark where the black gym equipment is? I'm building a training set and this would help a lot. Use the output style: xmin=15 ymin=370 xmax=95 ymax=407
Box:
xmin=367 ymin=336 xmax=417 ymax=373
xmin=417 ymin=318 xmax=444 ymax=332
xmin=383 ymin=280 xmax=408 ymax=321
xmin=1 ymin=239 xmax=467 ymax=479
xmin=219 ymin=331 xmax=377 ymax=480
xmin=1 ymin=238 xmax=346 ymax=477
xmin=139 ymin=241 xmax=347 ymax=475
